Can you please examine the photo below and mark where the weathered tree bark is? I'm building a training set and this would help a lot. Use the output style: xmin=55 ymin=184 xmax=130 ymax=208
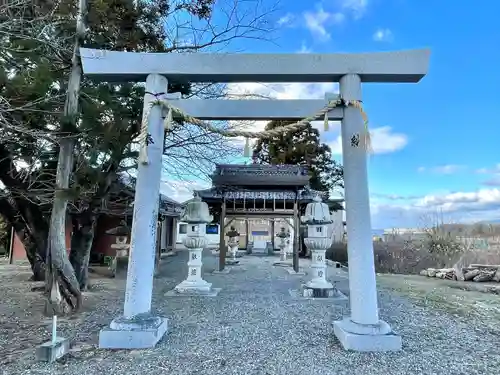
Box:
xmin=45 ymin=0 xmax=87 ymax=315
xmin=45 ymin=138 xmax=82 ymax=315
xmin=0 ymin=197 xmax=48 ymax=280
xmin=69 ymin=211 xmax=96 ymax=290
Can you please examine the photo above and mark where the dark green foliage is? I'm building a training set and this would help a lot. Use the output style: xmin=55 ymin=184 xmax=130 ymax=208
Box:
xmin=0 ymin=0 xmax=217 ymax=278
xmin=252 ymin=121 xmax=344 ymax=197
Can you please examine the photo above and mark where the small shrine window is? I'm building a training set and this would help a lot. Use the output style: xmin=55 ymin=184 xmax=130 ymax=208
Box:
xmin=316 ymin=226 xmax=322 ymax=233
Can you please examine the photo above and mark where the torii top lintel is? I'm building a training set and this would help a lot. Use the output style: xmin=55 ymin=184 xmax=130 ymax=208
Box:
xmin=80 ymin=48 xmax=430 ymax=84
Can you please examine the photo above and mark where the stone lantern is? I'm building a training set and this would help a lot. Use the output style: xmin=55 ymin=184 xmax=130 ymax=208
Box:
xmin=301 ymin=195 xmax=336 ymax=297
xmin=276 ymin=227 xmax=290 ymax=262
xmin=174 ymin=195 xmax=214 ymax=294
xmin=226 ymin=226 xmax=240 ymax=265
xmin=105 ymin=221 xmax=131 ymax=279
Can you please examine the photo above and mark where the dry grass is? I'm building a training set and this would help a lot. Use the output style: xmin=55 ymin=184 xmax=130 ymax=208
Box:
xmin=376 ymin=273 xmax=500 ymax=335
xmin=327 ymin=235 xmax=500 ymax=275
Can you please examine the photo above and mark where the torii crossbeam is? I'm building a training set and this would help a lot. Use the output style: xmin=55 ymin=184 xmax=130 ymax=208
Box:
xmin=80 ymin=47 xmax=430 ymax=352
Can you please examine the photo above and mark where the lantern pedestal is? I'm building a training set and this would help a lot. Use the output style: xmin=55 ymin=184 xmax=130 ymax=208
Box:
xmin=279 ymin=237 xmax=287 ymax=262
xmin=110 ymin=237 xmax=130 ymax=279
xmin=273 ymin=236 xmax=290 ymax=267
xmin=168 ymin=235 xmax=220 ymax=296
xmin=295 ymin=196 xmax=348 ymax=303
xmin=273 ymin=228 xmax=291 ymax=266
xmin=225 ymin=237 xmax=240 ymax=265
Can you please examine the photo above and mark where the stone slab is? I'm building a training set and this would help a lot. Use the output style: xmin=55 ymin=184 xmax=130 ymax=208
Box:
xmin=288 ymin=288 xmax=349 ymax=306
xmin=165 ymin=287 xmax=221 ymax=297
xmin=36 ymin=337 xmax=70 ymax=362
xmin=99 ymin=316 xmax=168 ymax=349
xmin=333 ymin=321 xmax=402 ymax=352
xmin=273 ymin=261 xmax=292 ymax=267
xmin=212 ymin=268 xmax=231 ymax=274
xmin=285 ymin=268 xmax=306 ymax=275
xmin=226 ymin=259 xmax=240 ymax=266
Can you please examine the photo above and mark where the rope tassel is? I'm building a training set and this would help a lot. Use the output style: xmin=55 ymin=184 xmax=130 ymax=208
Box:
xmin=243 ymin=137 xmax=251 ymax=157
xmin=323 ymin=111 xmax=329 ymax=131
xmin=138 ymin=103 xmax=153 ymax=165
xmin=164 ymin=107 xmax=173 ymax=130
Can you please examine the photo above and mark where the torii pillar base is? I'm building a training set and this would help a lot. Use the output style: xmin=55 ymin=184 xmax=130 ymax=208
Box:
xmin=333 ymin=318 xmax=402 ymax=352
xmin=99 ymin=314 xmax=168 ymax=349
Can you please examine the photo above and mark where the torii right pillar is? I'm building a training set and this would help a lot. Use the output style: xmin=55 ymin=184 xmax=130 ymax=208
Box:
xmin=333 ymin=74 xmax=401 ymax=352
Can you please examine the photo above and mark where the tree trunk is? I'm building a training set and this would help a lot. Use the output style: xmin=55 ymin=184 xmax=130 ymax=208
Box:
xmin=45 ymin=138 xmax=82 ymax=315
xmin=45 ymin=0 xmax=87 ymax=315
xmin=69 ymin=212 xmax=96 ymax=290
xmin=0 ymin=197 xmax=48 ymax=280
xmin=26 ymin=240 xmax=47 ymax=281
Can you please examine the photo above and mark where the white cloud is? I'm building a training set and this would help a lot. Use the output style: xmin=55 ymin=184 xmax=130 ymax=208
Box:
xmin=476 ymin=164 xmax=500 ymax=174
xmin=161 ymin=179 xmax=210 ymax=203
xmin=303 ymin=6 xmax=345 ymax=40
xmin=371 ymin=188 xmax=500 ymax=229
xmin=417 ymin=165 xmax=465 ymax=174
xmin=225 ymin=81 xmax=338 ymax=133
xmin=277 ymin=13 xmax=295 ymax=26
xmin=372 ymin=28 xmax=393 ymax=42
xmin=476 ymin=164 xmax=500 ymax=186
xmin=340 ymin=0 xmax=370 ymax=19
xmin=328 ymin=126 xmax=408 ymax=155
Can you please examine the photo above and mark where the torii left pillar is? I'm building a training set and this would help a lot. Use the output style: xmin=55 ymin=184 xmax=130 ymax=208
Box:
xmin=99 ymin=74 xmax=169 ymax=349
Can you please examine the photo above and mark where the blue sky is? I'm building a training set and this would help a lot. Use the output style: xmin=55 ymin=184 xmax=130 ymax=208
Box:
xmin=162 ymin=0 xmax=500 ymax=229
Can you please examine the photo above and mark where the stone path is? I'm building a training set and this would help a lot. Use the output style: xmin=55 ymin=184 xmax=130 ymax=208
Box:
xmin=4 ymin=251 xmax=500 ymax=375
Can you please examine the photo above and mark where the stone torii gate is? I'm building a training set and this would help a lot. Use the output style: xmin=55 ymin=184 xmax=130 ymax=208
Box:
xmin=80 ymin=48 xmax=430 ymax=351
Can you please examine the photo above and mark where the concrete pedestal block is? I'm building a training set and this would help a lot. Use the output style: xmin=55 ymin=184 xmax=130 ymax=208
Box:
xmin=112 ymin=256 xmax=129 ymax=279
xmin=168 ymin=279 xmax=221 ymax=297
xmin=303 ymin=286 xmax=337 ymax=298
xmin=333 ymin=318 xmax=402 ymax=352
xmin=36 ymin=337 xmax=70 ymax=362
xmin=285 ymin=268 xmax=306 ymax=275
xmin=165 ymin=287 xmax=221 ymax=297
xmin=288 ymin=287 xmax=348 ymax=306
xmin=99 ymin=314 xmax=168 ymax=349
xmin=273 ymin=261 xmax=292 ymax=267
xmin=212 ymin=268 xmax=231 ymax=274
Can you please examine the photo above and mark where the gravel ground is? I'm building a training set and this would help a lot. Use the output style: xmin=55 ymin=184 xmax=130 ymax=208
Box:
xmin=1 ymin=252 xmax=500 ymax=375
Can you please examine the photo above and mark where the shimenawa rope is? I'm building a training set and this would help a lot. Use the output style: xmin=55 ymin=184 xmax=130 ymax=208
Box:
xmin=137 ymin=97 xmax=371 ymax=165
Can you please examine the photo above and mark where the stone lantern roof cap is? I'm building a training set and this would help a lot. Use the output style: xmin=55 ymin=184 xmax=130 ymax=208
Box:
xmin=180 ymin=194 xmax=213 ymax=224
xmin=301 ymin=195 xmax=333 ymax=224
xmin=276 ymin=228 xmax=290 ymax=238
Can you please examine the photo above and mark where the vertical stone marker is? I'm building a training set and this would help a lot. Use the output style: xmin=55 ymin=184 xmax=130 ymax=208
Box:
xmin=98 ymin=74 xmax=169 ymax=349
xmin=36 ymin=316 xmax=70 ymax=362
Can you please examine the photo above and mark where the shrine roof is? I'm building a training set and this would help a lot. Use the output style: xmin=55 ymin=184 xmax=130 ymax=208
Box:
xmin=117 ymin=173 xmax=183 ymax=217
xmin=211 ymin=164 xmax=310 ymax=189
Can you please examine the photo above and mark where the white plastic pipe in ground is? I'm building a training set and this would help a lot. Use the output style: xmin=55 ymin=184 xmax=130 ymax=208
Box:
xmin=123 ymin=74 xmax=168 ymax=318
xmin=339 ymin=74 xmax=380 ymax=326
xmin=51 ymin=315 xmax=57 ymax=344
